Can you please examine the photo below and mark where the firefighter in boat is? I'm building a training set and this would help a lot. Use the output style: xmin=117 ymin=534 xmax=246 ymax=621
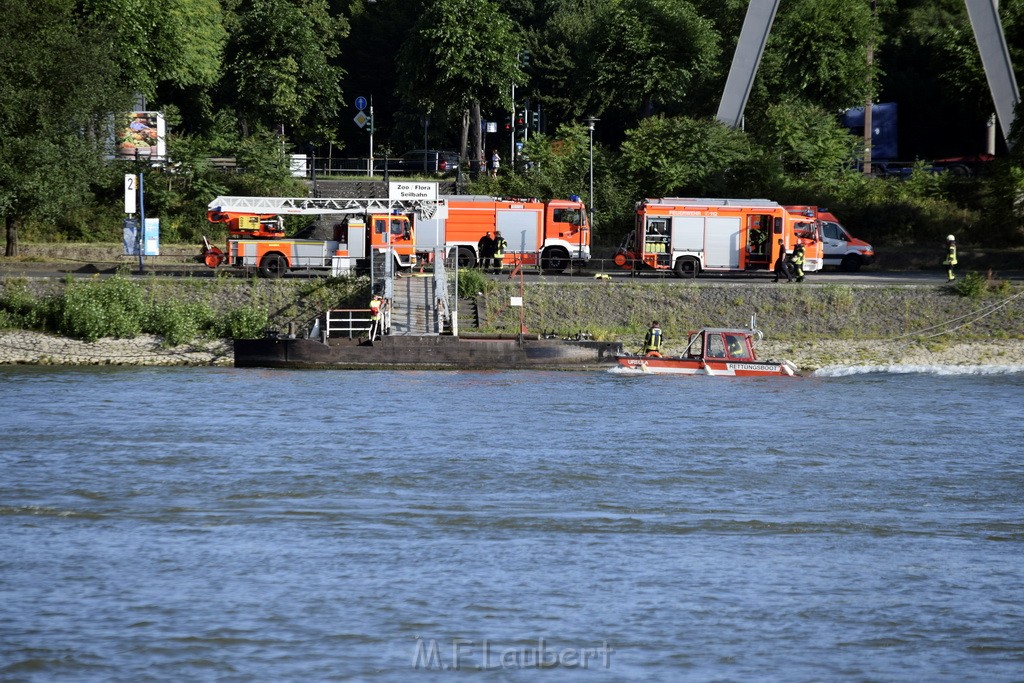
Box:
xmin=642 ymin=320 xmax=664 ymax=357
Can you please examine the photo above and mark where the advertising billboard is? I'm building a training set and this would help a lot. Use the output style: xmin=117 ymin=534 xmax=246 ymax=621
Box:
xmin=117 ymin=111 xmax=166 ymax=160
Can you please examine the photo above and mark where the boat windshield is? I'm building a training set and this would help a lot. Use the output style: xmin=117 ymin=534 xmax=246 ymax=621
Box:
xmin=724 ymin=333 xmax=750 ymax=359
xmin=706 ymin=334 xmax=727 ymax=358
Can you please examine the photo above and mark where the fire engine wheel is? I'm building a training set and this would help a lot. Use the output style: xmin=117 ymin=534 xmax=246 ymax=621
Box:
xmin=259 ymin=253 xmax=289 ymax=278
xmin=457 ymin=246 xmax=476 ymax=269
xmin=840 ymin=254 xmax=862 ymax=272
xmin=541 ymin=247 xmax=570 ymax=273
xmin=673 ymin=257 xmax=700 ymax=278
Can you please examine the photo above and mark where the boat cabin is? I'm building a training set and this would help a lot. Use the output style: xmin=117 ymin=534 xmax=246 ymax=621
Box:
xmin=683 ymin=329 xmax=756 ymax=362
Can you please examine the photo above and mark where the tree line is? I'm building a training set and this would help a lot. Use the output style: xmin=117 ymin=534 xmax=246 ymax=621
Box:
xmin=3 ymin=0 xmax=1024 ymax=256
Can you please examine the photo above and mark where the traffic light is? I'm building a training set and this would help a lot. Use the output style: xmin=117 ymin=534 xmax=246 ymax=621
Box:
xmin=504 ymin=115 xmax=513 ymax=132
xmin=515 ymin=111 xmax=525 ymax=128
xmin=530 ymin=111 xmax=540 ymax=131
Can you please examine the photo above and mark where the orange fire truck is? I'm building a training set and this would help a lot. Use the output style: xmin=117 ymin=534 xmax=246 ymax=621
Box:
xmin=612 ymin=198 xmax=823 ymax=277
xmin=415 ymin=195 xmax=591 ymax=272
xmin=201 ymin=196 xmax=438 ymax=278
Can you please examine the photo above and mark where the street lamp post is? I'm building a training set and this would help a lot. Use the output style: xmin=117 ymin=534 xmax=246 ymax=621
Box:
xmin=585 ymin=117 xmax=598 ymax=255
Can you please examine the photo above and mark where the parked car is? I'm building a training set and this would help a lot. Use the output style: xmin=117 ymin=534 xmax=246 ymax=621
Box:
xmin=399 ymin=149 xmax=460 ymax=174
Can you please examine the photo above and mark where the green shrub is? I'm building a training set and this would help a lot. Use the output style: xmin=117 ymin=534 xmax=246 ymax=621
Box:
xmin=951 ymin=272 xmax=987 ymax=298
xmin=146 ymin=300 xmax=215 ymax=346
xmin=0 ymin=279 xmax=43 ymax=328
xmin=222 ymin=304 xmax=269 ymax=339
xmin=58 ymin=276 xmax=146 ymax=341
xmin=457 ymin=268 xmax=491 ymax=298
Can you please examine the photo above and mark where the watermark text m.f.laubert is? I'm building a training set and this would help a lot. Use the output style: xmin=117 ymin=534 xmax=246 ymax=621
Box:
xmin=412 ymin=637 xmax=613 ymax=671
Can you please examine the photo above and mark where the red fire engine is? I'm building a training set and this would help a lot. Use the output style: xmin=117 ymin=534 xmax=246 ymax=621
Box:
xmin=416 ymin=195 xmax=591 ymax=272
xmin=202 ymin=196 xmax=437 ymax=278
xmin=613 ymin=198 xmax=823 ymax=277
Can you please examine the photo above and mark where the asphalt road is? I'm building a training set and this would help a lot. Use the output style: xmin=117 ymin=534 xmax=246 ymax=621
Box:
xmin=3 ymin=260 xmax=1020 ymax=286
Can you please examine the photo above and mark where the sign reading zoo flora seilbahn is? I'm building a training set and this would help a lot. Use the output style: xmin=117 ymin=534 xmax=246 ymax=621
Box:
xmin=389 ymin=182 xmax=437 ymax=201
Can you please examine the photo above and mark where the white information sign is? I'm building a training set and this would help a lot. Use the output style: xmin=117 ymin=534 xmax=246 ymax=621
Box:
xmin=389 ymin=181 xmax=438 ymax=201
xmin=510 ymin=296 xmax=523 ymax=307
xmin=124 ymin=174 xmax=137 ymax=214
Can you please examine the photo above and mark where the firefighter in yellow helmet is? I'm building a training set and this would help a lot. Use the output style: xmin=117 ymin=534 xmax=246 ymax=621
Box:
xmin=944 ymin=234 xmax=958 ymax=281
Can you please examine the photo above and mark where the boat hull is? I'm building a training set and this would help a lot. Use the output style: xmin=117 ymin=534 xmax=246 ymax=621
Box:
xmin=615 ymin=354 xmax=796 ymax=377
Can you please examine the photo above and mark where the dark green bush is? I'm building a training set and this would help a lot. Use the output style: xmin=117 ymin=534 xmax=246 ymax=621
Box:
xmin=456 ymin=268 xmax=491 ymax=299
xmin=57 ymin=276 xmax=146 ymax=341
xmin=0 ymin=279 xmax=43 ymax=328
xmin=146 ymin=300 xmax=215 ymax=346
xmin=221 ymin=304 xmax=269 ymax=339
xmin=951 ymin=272 xmax=987 ymax=298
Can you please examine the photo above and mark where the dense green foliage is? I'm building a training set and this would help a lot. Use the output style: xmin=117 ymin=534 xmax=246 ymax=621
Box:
xmin=2 ymin=0 xmax=1024 ymax=254
xmin=0 ymin=274 xmax=372 ymax=342
xmin=0 ymin=276 xmax=266 ymax=342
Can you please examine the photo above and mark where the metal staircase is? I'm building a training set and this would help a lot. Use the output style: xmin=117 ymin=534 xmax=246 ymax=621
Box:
xmin=386 ymin=250 xmax=455 ymax=336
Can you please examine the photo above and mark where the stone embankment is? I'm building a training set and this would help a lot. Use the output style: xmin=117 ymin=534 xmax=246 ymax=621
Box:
xmin=3 ymin=330 xmax=1024 ymax=372
xmin=0 ymin=332 xmax=233 ymax=367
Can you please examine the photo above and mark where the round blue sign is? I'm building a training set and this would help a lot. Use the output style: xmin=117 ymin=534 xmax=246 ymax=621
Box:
xmin=354 ymin=96 xmax=367 ymax=111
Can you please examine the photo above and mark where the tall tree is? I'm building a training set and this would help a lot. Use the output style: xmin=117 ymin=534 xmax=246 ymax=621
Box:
xmin=79 ymin=0 xmax=227 ymax=99
xmin=221 ymin=0 xmax=348 ymax=143
xmin=0 ymin=0 xmax=132 ymax=255
xmin=753 ymin=0 xmax=879 ymax=115
xmin=396 ymin=0 xmax=523 ymax=170
xmin=531 ymin=0 xmax=720 ymax=144
xmin=620 ymin=116 xmax=769 ymax=198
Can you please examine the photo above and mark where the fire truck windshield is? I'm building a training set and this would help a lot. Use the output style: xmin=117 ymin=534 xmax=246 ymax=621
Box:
xmin=553 ymin=208 xmax=583 ymax=226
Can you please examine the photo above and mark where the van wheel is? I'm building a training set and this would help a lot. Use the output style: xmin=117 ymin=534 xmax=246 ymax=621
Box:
xmin=674 ymin=256 xmax=699 ymax=278
xmin=541 ymin=247 xmax=570 ymax=273
xmin=840 ymin=255 xmax=862 ymax=272
xmin=259 ymin=253 xmax=288 ymax=278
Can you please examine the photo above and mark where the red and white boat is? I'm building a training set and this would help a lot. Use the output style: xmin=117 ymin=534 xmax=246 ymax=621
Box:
xmin=615 ymin=320 xmax=798 ymax=377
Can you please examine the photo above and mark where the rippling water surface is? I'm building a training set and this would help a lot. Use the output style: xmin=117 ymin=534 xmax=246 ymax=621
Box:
xmin=1 ymin=366 xmax=1022 ymax=681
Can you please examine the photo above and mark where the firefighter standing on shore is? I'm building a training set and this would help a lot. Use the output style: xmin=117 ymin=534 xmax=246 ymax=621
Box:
xmin=369 ymin=292 xmax=383 ymax=340
xmin=477 ymin=231 xmax=494 ymax=269
xmin=492 ymin=230 xmax=507 ymax=272
xmin=773 ymin=240 xmax=793 ymax=283
xmin=945 ymin=234 xmax=958 ymax=281
xmin=790 ymin=243 xmax=806 ymax=283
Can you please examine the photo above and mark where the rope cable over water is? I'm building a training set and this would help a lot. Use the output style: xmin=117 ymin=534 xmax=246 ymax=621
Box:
xmin=885 ymin=288 xmax=1024 ymax=341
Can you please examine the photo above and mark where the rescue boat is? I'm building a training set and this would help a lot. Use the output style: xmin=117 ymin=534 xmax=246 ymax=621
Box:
xmin=615 ymin=319 xmax=798 ymax=377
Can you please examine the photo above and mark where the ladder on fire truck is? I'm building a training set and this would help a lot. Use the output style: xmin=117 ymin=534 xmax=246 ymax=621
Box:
xmin=208 ymin=195 xmax=444 ymax=218
xmin=207 ymin=195 xmax=453 ymax=338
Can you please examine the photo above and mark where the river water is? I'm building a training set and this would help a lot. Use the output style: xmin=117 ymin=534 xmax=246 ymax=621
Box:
xmin=1 ymin=365 xmax=1022 ymax=681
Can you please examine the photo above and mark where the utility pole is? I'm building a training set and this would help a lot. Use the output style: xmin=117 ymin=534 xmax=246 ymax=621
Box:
xmin=863 ymin=0 xmax=876 ymax=176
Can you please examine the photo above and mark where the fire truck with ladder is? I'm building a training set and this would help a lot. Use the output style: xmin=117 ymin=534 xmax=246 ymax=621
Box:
xmin=612 ymin=198 xmax=823 ymax=277
xmin=415 ymin=195 xmax=591 ymax=273
xmin=201 ymin=196 xmax=444 ymax=278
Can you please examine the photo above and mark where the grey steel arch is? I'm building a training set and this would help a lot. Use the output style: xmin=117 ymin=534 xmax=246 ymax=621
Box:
xmin=716 ymin=0 xmax=780 ymax=129
xmin=965 ymin=0 xmax=1020 ymax=146
xmin=717 ymin=0 xmax=1020 ymax=148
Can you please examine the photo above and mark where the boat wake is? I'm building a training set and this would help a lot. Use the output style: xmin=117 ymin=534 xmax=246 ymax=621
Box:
xmin=814 ymin=364 xmax=1024 ymax=377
